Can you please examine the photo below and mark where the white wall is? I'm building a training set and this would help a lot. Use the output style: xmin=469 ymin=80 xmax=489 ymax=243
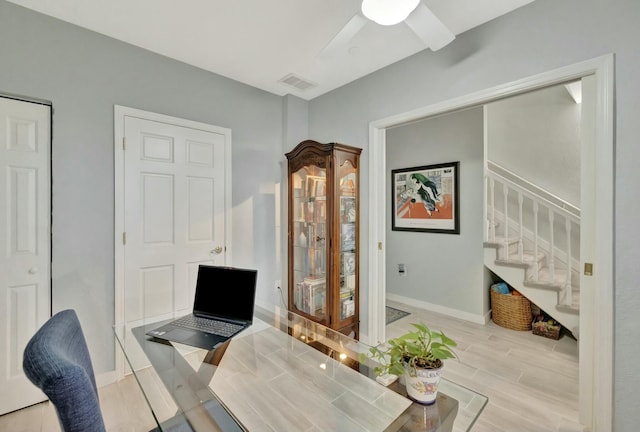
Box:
xmin=486 ymin=83 xmax=581 ymax=207
xmin=385 ymin=107 xmax=485 ymax=316
xmin=308 ymin=0 xmax=639 ymax=428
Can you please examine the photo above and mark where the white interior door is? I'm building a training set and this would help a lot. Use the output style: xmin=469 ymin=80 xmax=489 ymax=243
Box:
xmin=0 ymin=97 xmax=51 ymax=414
xmin=119 ymin=112 xmax=229 ymax=327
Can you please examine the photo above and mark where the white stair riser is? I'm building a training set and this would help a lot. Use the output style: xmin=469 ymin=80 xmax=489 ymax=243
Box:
xmin=484 ymin=247 xmax=579 ymax=332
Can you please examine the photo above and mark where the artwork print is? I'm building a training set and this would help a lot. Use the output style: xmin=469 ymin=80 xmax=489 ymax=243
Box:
xmin=391 ymin=161 xmax=459 ymax=234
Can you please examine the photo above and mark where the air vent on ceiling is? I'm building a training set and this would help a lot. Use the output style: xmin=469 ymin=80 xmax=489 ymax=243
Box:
xmin=278 ymin=74 xmax=317 ymax=91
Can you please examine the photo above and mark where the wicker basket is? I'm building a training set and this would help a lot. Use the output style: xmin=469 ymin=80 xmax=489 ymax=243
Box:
xmin=490 ymin=290 xmax=532 ymax=331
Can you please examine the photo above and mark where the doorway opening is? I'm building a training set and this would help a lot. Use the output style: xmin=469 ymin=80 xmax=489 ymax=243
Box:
xmin=366 ymin=55 xmax=614 ymax=430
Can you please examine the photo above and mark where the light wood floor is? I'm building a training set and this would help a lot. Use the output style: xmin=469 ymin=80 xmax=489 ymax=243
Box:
xmin=0 ymin=371 xmax=158 ymax=432
xmin=2 ymin=301 xmax=584 ymax=431
xmin=386 ymin=300 xmax=585 ymax=432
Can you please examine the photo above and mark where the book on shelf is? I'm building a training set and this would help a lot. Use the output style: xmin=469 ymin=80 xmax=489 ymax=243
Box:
xmin=345 ymin=274 xmax=356 ymax=290
xmin=306 ymin=175 xmax=326 ymax=197
xmin=340 ymin=288 xmax=353 ymax=300
xmin=307 ymin=224 xmax=315 ymax=248
xmin=315 ymin=178 xmax=326 ymax=197
xmin=294 ymin=282 xmax=303 ymax=310
xmin=314 ymin=249 xmax=325 ymax=274
xmin=305 ymin=201 xmax=314 ymax=222
xmin=298 ymin=202 xmax=305 ymax=221
xmin=314 ymin=199 xmax=326 ymax=222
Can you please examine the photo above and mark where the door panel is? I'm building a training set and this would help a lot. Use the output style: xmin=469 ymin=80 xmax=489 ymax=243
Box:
xmin=0 ymin=97 xmax=51 ymax=414
xmin=123 ymin=116 xmax=226 ymax=325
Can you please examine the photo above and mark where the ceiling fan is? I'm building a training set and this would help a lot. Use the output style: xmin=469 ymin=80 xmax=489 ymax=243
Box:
xmin=321 ymin=0 xmax=455 ymax=56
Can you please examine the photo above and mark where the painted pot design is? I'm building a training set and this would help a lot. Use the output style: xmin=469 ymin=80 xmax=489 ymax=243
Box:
xmin=404 ymin=365 xmax=443 ymax=405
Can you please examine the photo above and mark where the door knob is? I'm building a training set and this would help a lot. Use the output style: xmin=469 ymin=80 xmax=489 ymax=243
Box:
xmin=28 ymin=267 xmax=39 ymax=274
xmin=211 ymin=246 xmax=223 ymax=255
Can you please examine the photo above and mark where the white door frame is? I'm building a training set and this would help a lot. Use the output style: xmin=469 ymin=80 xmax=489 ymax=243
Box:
xmin=113 ymin=104 xmax=232 ymax=329
xmin=367 ymin=54 xmax=614 ymax=430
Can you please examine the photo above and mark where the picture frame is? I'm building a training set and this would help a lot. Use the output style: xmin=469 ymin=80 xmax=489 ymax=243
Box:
xmin=391 ymin=161 xmax=460 ymax=234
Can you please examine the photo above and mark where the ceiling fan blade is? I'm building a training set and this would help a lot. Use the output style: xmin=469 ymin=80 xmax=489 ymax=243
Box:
xmin=318 ymin=13 xmax=368 ymax=57
xmin=404 ymin=3 xmax=455 ymax=51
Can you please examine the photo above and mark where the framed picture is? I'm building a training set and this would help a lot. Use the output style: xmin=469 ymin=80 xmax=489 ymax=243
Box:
xmin=391 ymin=161 xmax=460 ymax=234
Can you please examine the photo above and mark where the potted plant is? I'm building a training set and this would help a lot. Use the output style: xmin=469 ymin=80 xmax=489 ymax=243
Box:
xmin=367 ymin=322 xmax=457 ymax=405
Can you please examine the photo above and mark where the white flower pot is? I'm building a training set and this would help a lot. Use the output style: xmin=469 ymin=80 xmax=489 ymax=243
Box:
xmin=404 ymin=365 xmax=443 ymax=405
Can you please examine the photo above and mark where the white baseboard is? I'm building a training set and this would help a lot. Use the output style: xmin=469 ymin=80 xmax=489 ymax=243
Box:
xmin=96 ymin=370 xmax=118 ymax=388
xmin=386 ymin=293 xmax=490 ymax=325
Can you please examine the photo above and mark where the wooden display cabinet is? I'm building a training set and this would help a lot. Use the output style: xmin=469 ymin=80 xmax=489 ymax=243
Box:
xmin=285 ymin=140 xmax=361 ymax=338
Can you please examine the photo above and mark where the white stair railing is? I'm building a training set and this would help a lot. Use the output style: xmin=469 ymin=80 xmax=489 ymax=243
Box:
xmin=484 ymin=162 xmax=580 ymax=306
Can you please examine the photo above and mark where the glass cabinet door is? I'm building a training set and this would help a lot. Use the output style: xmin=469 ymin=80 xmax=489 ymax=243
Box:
xmin=338 ymin=160 xmax=357 ymax=321
xmin=287 ymin=141 xmax=361 ymax=338
xmin=291 ymin=163 xmax=327 ymax=321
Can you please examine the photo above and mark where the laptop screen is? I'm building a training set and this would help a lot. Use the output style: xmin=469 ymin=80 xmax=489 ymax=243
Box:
xmin=193 ymin=265 xmax=257 ymax=323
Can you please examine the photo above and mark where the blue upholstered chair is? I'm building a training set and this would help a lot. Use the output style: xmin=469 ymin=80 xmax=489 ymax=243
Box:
xmin=22 ymin=309 xmax=106 ymax=432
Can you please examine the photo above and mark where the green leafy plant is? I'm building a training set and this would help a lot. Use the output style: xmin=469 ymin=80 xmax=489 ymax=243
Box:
xmin=367 ymin=322 xmax=458 ymax=376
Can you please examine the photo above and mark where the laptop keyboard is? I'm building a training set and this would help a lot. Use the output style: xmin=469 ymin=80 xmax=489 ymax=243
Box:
xmin=174 ymin=315 xmax=244 ymax=337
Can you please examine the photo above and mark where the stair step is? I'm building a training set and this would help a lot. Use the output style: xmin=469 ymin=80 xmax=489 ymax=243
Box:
xmin=513 ymin=251 xmax=546 ymax=264
xmin=484 ymin=241 xmax=580 ymax=333
xmin=522 ymin=280 xmax=561 ymax=292
xmin=557 ymin=304 xmax=580 ymax=315
xmin=492 ymin=235 xmax=520 ymax=245
xmin=531 ymin=267 xmax=570 ymax=287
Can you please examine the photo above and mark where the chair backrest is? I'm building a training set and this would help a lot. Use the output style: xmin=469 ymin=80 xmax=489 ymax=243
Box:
xmin=23 ymin=309 xmax=105 ymax=432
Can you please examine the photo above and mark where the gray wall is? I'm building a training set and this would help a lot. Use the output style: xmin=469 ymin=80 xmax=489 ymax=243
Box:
xmin=308 ymin=0 xmax=638 ymax=428
xmin=0 ymin=0 xmax=285 ymax=373
xmin=385 ymin=107 xmax=485 ymax=316
xmin=487 ymin=83 xmax=581 ymax=206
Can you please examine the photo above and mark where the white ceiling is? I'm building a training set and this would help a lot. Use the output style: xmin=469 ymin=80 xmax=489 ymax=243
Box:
xmin=7 ymin=0 xmax=535 ymax=100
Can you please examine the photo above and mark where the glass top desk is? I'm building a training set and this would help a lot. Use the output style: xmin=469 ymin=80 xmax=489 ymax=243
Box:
xmin=113 ymin=306 xmax=487 ymax=432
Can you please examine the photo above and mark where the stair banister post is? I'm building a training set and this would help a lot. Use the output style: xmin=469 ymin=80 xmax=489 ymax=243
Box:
xmin=549 ymin=210 xmax=556 ymax=283
xmin=565 ymin=218 xmax=573 ymax=305
xmin=484 ymin=174 xmax=487 ymax=241
xmin=503 ymin=184 xmax=509 ymax=259
xmin=518 ymin=192 xmax=524 ymax=262
xmin=533 ymin=201 xmax=540 ymax=281
xmin=491 ymin=177 xmax=496 ymax=242
xmin=490 ymin=177 xmax=496 ymax=242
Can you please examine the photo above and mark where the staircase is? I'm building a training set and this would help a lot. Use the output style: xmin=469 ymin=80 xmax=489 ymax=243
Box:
xmin=484 ymin=162 xmax=580 ymax=337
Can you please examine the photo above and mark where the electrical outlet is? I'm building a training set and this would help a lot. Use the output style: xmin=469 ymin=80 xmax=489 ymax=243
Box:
xmin=275 ymin=279 xmax=281 ymax=291
xmin=398 ymin=264 xmax=407 ymax=276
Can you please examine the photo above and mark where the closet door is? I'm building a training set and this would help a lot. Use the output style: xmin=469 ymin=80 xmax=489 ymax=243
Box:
xmin=0 ymin=97 xmax=51 ymax=414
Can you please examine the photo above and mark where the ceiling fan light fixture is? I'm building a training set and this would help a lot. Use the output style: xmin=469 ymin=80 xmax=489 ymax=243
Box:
xmin=361 ymin=0 xmax=420 ymax=26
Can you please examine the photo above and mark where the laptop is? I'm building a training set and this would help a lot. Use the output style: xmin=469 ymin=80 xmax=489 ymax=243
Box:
xmin=146 ymin=265 xmax=258 ymax=350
